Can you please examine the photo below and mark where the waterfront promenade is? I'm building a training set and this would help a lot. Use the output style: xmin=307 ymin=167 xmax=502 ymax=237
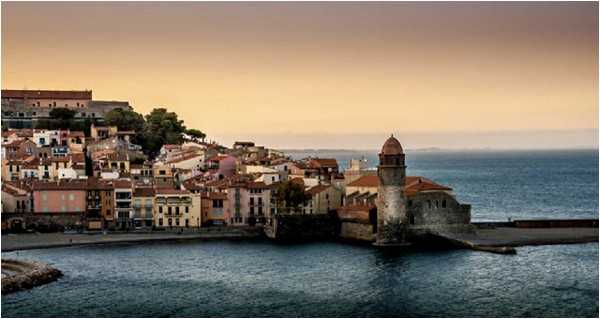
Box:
xmin=1 ymin=228 xmax=262 ymax=252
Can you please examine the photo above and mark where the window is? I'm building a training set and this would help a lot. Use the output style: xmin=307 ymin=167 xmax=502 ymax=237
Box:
xmin=175 ymin=218 xmax=180 ymax=226
xmin=159 ymin=206 xmax=163 ymax=214
xmin=185 ymin=219 xmax=189 ymax=227
xmin=159 ymin=218 xmax=163 ymax=226
xmin=185 ymin=206 xmax=189 ymax=213
xmin=442 ymin=200 xmax=447 ymax=208
xmin=175 ymin=206 xmax=180 ymax=215
xmin=408 ymin=200 xmax=413 ymax=207
xmin=435 ymin=200 xmax=439 ymax=208
xmin=168 ymin=207 xmax=172 ymax=215
xmin=427 ymin=200 xmax=432 ymax=209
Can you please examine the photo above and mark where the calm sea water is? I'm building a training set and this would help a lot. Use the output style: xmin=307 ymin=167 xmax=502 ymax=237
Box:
xmin=2 ymin=150 xmax=599 ymax=317
xmin=1 ymin=242 xmax=598 ymax=317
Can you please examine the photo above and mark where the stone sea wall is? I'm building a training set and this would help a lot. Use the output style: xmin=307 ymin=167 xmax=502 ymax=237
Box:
xmin=265 ymin=214 xmax=338 ymax=242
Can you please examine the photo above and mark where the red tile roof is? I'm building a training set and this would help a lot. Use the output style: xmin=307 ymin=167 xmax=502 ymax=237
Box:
xmin=307 ymin=184 xmax=330 ymax=195
xmin=155 ymin=188 xmax=190 ymax=195
xmin=134 ymin=187 xmax=156 ymax=197
xmin=32 ymin=180 xmax=87 ymax=191
xmin=346 ymin=175 xmax=452 ymax=196
xmin=112 ymin=179 xmax=132 ymax=189
xmin=308 ymin=158 xmax=338 ymax=168
xmin=347 ymin=175 xmax=379 ymax=187
xmin=2 ymin=89 xmax=92 ymax=100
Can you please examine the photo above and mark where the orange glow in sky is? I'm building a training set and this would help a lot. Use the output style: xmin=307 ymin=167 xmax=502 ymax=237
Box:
xmin=2 ymin=2 xmax=598 ymax=148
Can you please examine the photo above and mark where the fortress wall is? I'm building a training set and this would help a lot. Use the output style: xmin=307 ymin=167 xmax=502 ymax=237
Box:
xmin=408 ymin=192 xmax=471 ymax=226
xmin=339 ymin=222 xmax=374 ymax=242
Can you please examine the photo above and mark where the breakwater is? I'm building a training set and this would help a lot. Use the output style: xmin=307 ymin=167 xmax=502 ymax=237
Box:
xmin=2 ymin=259 xmax=63 ymax=294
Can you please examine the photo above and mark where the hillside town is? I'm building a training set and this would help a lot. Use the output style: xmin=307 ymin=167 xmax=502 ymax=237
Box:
xmin=1 ymin=89 xmax=466 ymax=240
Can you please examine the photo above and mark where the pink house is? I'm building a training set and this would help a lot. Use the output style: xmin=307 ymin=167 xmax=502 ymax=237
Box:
xmin=32 ymin=180 xmax=87 ymax=213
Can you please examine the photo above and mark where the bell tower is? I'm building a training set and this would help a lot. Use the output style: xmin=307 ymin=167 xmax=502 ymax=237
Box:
xmin=375 ymin=134 xmax=408 ymax=246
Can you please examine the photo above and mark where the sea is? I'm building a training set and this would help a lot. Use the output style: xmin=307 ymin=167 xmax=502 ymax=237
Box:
xmin=1 ymin=150 xmax=598 ymax=317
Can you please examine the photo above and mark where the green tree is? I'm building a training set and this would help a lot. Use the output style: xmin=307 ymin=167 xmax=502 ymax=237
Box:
xmin=185 ymin=128 xmax=206 ymax=142
xmin=49 ymin=107 xmax=77 ymax=121
xmin=275 ymin=180 xmax=311 ymax=214
xmin=104 ymin=108 xmax=145 ymax=133
xmin=142 ymin=108 xmax=186 ymax=156
xmin=48 ymin=107 xmax=77 ymax=130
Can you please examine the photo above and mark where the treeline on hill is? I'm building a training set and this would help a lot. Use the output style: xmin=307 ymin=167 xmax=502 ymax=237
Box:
xmin=35 ymin=107 xmax=206 ymax=158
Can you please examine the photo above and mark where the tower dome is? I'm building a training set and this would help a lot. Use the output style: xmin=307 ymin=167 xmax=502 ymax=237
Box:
xmin=380 ymin=135 xmax=404 ymax=155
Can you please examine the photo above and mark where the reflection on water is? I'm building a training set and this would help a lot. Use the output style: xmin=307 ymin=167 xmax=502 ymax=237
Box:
xmin=2 ymin=240 xmax=598 ymax=317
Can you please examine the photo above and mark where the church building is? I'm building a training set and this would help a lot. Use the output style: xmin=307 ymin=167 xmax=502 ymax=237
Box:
xmin=338 ymin=135 xmax=472 ymax=244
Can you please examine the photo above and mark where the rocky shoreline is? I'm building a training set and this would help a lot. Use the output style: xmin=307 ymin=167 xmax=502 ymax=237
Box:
xmin=1 ymin=259 xmax=63 ymax=294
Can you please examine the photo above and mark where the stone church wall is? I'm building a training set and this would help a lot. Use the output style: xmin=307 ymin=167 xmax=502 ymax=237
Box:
xmin=408 ymin=192 xmax=471 ymax=226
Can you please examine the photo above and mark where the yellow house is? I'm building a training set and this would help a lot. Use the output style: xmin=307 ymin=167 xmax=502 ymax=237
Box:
xmin=154 ymin=189 xmax=201 ymax=228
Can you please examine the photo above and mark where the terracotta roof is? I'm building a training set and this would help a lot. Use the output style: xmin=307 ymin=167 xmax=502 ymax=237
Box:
xmin=2 ymin=89 xmax=92 ymax=100
xmin=70 ymin=153 xmax=85 ymax=163
xmin=404 ymin=177 xmax=452 ymax=196
xmin=86 ymin=177 xmax=114 ymax=190
xmin=247 ymin=181 xmax=268 ymax=189
xmin=206 ymin=179 xmax=228 ymax=187
xmin=134 ymin=187 xmax=155 ymax=197
xmin=207 ymin=192 xmax=227 ymax=200
xmin=15 ymin=129 xmax=33 ymax=137
xmin=380 ymin=135 xmax=404 ymax=155
xmin=2 ymin=180 xmax=32 ymax=195
xmin=347 ymin=175 xmax=379 ymax=187
xmin=155 ymin=188 xmax=190 ymax=195
xmin=112 ymin=179 xmax=132 ymax=189
xmin=307 ymin=184 xmax=330 ymax=195
xmin=308 ymin=158 xmax=338 ymax=168
xmin=32 ymin=180 xmax=87 ymax=191
xmin=51 ymin=157 xmax=70 ymax=163
xmin=2 ymin=131 xmax=16 ymax=137
xmin=162 ymin=144 xmax=181 ymax=150
xmin=346 ymin=175 xmax=452 ymax=196
xmin=166 ymin=152 xmax=202 ymax=164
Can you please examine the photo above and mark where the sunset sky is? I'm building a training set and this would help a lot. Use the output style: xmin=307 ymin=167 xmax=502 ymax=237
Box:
xmin=2 ymin=2 xmax=598 ymax=149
